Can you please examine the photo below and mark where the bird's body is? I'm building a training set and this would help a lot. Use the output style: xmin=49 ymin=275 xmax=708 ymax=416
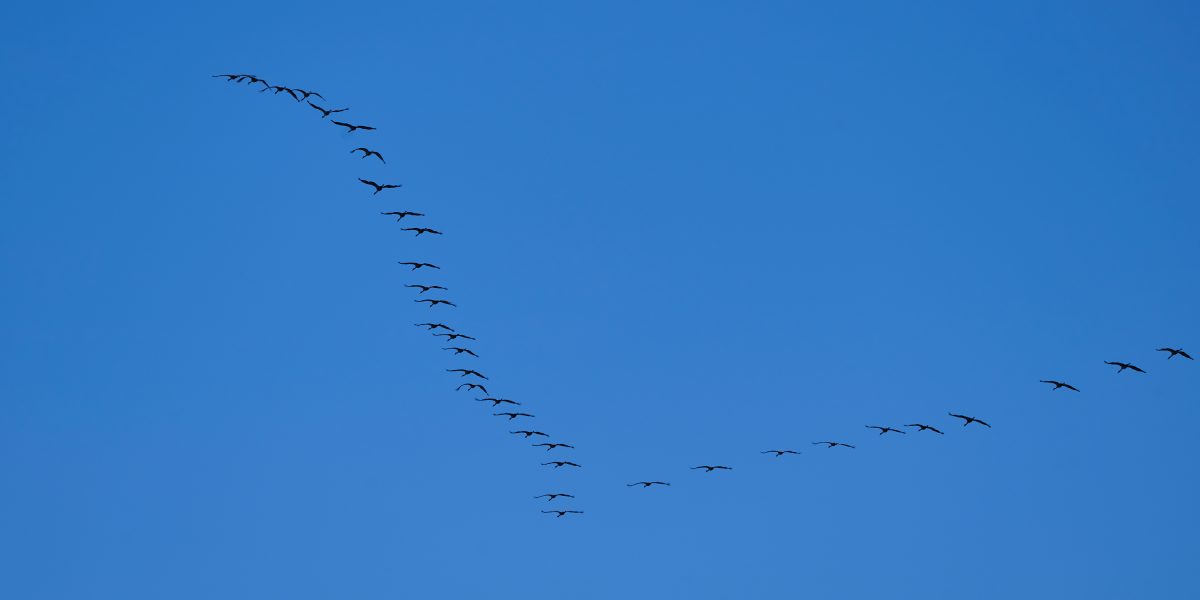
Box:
xmin=532 ymin=442 xmax=575 ymax=451
xmin=332 ymin=120 xmax=376 ymax=133
xmin=360 ymin=178 xmax=401 ymax=194
xmin=542 ymin=510 xmax=583 ymax=518
xmin=1105 ymin=361 xmax=1147 ymax=374
xmin=904 ymin=423 xmax=944 ymax=434
xmin=447 ymin=368 xmax=487 ymax=380
xmin=402 ymin=227 xmax=443 ymax=236
xmin=511 ymin=430 xmax=548 ymax=438
xmin=381 ymin=211 xmax=423 ymax=221
xmin=416 ymin=299 xmax=456 ymax=307
xmin=435 ymin=333 xmax=476 ymax=342
xmin=761 ymin=450 xmax=801 ymax=457
xmin=534 ymin=493 xmax=575 ymax=501
xmin=264 ymin=85 xmax=299 ymax=101
xmin=1040 ymin=380 xmax=1080 ymax=392
xmin=407 ymin=284 xmax=448 ymax=294
xmin=1157 ymin=347 xmax=1193 ymax=360
xmin=398 ymin=262 xmax=439 ymax=270
xmin=443 ymin=347 xmax=478 ymax=357
xmin=476 ymin=397 xmax=520 ymax=406
xmin=948 ymin=412 xmax=991 ymax=428
xmin=293 ymin=88 xmax=324 ymax=101
xmin=627 ymin=481 xmax=670 ymax=488
xmin=457 ymin=383 xmax=488 ymax=393
xmin=308 ymin=102 xmax=348 ymax=118
xmin=494 ymin=412 xmax=534 ymax=420
xmin=691 ymin=465 xmax=733 ymax=472
xmin=867 ymin=425 xmax=906 ymax=435
xmin=351 ymin=147 xmax=386 ymax=163
xmin=415 ymin=322 xmax=453 ymax=331
xmin=813 ymin=441 xmax=855 ymax=449
xmin=543 ymin=461 xmax=581 ymax=468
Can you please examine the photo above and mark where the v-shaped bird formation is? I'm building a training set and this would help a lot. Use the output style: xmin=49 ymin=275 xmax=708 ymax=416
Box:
xmin=213 ymin=73 xmax=1193 ymax=520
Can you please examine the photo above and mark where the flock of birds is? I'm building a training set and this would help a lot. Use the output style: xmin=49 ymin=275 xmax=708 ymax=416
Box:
xmin=212 ymin=72 xmax=1193 ymax=519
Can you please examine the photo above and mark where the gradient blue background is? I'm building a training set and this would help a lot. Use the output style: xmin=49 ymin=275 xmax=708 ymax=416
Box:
xmin=2 ymin=1 xmax=1198 ymax=598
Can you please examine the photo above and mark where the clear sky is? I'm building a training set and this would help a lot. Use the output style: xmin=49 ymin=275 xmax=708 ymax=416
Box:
xmin=2 ymin=1 xmax=1198 ymax=598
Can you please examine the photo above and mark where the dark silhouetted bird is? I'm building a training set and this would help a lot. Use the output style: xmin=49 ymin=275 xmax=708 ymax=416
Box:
xmin=381 ymin=211 xmax=423 ymax=221
xmin=360 ymin=178 xmax=401 ymax=194
xmin=543 ymin=461 xmax=581 ymax=468
xmin=1157 ymin=347 xmax=1193 ymax=360
xmin=948 ymin=412 xmax=991 ymax=428
xmin=443 ymin=347 xmax=477 ymax=357
xmin=435 ymin=333 xmax=476 ymax=342
xmin=627 ymin=481 xmax=670 ymax=488
xmin=406 ymin=284 xmax=447 ymax=294
xmin=1040 ymin=380 xmax=1080 ymax=392
xmin=511 ymin=430 xmax=548 ymax=438
xmin=332 ymin=120 xmax=376 ymax=133
xmin=866 ymin=425 xmax=906 ymax=435
xmin=242 ymin=75 xmax=269 ymax=87
xmin=293 ymin=88 xmax=323 ymax=101
xmin=493 ymin=412 xmax=534 ymax=420
xmin=476 ymin=397 xmax=519 ymax=406
xmin=532 ymin=442 xmax=574 ymax=451
xmin=542 ymin=510 xmax=583 ymax=518
xmin=534 ymin=493 xmax=575 ymax=501
xmin=308 ymin=102 xmax=348 ymax=118
xmin=904 ymin=423 xmax=944 ymax=434
xmin=415 ymin=299 xmax=456 ymax=307
xmin=402 ymin=227 xmax=442 ymax=236
xmin=264 ymin=85 xmax=300 ymax=101
xmin=447 ymin=368 xmax=487 ymax=379
xmin=415 ymin=322 xmax=453 ymax=331
xmin=761 ymin=450 xmax=801 ymax=457
xmin=212 ymin=73 xmax=243 ymax=81
xmin=691 ymin=465 xmax=732 ymax=472
xmin=398 ymin=262 xmax=439 ymax=270
xmin=1105 ymin=361 xmax=1146 ymax=374
xmin=813 ymin=441 xmax=855 ymax=449
xmin=457 ymin=383 xmax=488 ymax=393
xmin=351 ymin=147 xmax=385 ymax=163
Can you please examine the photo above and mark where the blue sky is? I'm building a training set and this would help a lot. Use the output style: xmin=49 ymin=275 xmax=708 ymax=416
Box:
xmin=2 ymin=1 xmax=1198 ymax=598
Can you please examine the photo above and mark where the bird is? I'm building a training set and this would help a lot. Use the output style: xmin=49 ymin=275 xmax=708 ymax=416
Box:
xmin=627 ymin=481 xmax=670 ymax=488
xmin=532 ymin=442 xmax=574 ymax=451
xmin=534 ymin=493 xmax=575 ymax=501
xmin=493 ymin=412 xmax=534 ymax=420
xmin=690 ymin=465 xmax=732 ymax=472
xmin=1105 ymin=361 xmax=1147 ymax=374
xmin=904 ymin=423 xmax=944 ymax=434
xmin=543 ymin=461 xmax=582 ymax=468
xmin=397 ymin=262 xmax=439 ymax=270
xmin=415 ymin=299 xmax=456 ymax=307
xmin=511 ymin=430 xmax=548 ymax=438
xmin=332 ymin=120 xmax=376 ymax=133
xmin=866 ymin=425 xmax=906 ymax=435
xmin=1040 ymin=380 xmax=1081 ymax=392
xmin=351 ymin=147 xmax=385 ymax=163
xmin=457 ymin=383 xmax=488 ymax=393
xmin=238 ymin=75 xmax=269 ymax=87
xmin=435 ymin=333 xmax=476 ymax=342
xmin=212 ymin=73 xmax=243 ymax=81
xmin=761 ymin=450 xmax=801 ymax=457
xmin=948 ymin=412 xmax=991 ymax=428
xmin=813 ymin=441 xmax=856 ymax=449
xmin=476 ymin=397 xmax=519 ymax=406
xmin=406 ymin=284 xmax=448 ymax=294
xmin=381 ymin=211 xmax=423 ymax=221
xmin=443 ymin=347 xmax=478 ymax=357
xmin=402 ymin=227 xmax=443 ymax=237
xmin=1157 ymin=347 xmax=1193 ymax=360
xmin=414 ymin=322 xmax=453 ymax=331
xmin=542 ymin=510 xmax=583 ymax=518
xmin=447 ymin=368 xmax=487 ymax=380
xmin=264 ymin=85 xmax=300 ymax=101
xmin=308 ymin=102 xmax=348 ymax=118
xmin=293 ymin=88 xmax=324 ymax=101
xmin=360 ymin=179 xmax=401 ymax=194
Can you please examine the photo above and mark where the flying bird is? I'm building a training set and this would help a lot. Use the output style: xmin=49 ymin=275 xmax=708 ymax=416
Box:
xmin=511 ymin=430 xmax=548 ymax=438
xmin=308 ymin=102 xmax=348 ymax=118
xmin=397 ymin=262 xmax=439 ymax=270
xmin=493 ymin=412 xmax=534 ymax=420
xmin=402 ymin=227 xmax=443 ymax=236
xmin=1105 ymin=361 xmax=1146 ymax=374
xmin=332 ymin=120 xmax=376 ymax=133
xmin=542 ymin=510 xmax=583 ymax=518
xmin=813 ymin=441 xmax=855 ymax=449
xmin=761 ymin=450 xmax=801 ymax=457
xmin=948 ymin=412 xmax=991 ymax=428
xmin=627 ymin=481 xmax=671 ymax=488
xmin=414 ymin=322 xmax=453 ymax=331
xmin=1157 ymin=347 xmax=1193 ymax=360
xmin=406 ymin=284 xmax=447 ymax=294
xmin=442 ymin=347 xmax=478 ymax=357
xmin=457 ymin=383 xmax=488 ymax=393
xmin=382 ymin=211 xmax=423 ymax=221
xmin=293 ymin=88 xmax=324 ymax=101
xmin=866 ymin=425 xmax=907 ymax=435
xmin=415 ymin=298 xmax=456 ymax=307
xmin=351 ymin=147 xmax=385 ymax=163
xmin=476 ymin=397 xmax=519 ymax=406
xmin=543 ymin=461 xmax=581 ymax=468
xmin=532 ymin=442 xmax=574 ymax=451
xmin=690 ymin=465 xmax=732 ymax=472
xmin=904 ymin=423 xmax=944 ymax=434
xmin=360 ymin=178 xmax=401 ymax=194
xmin=264 ymin=85 xmax=299 ymax=100
xmin=1040 ymin=380 xmax=1080 ymax=392
xmin=534 ymin=493 xmax=575 ymax=501
xmin=435 ymin=333 xmax=476 ymax=342
xmin=447 ymin=368 xmax=487 ymax=379
xmin=212 ymin=73 xmax=243 ymax=81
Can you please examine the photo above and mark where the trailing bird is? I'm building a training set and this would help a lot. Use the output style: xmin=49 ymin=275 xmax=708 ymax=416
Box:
xmin=332 ymin=120 xmax=376 ymax=133
xmin=813 ymin=441 xmax=855 ymax=449
xmin=447 ymin=368 xmax=487 ymax=379
xmin=360 ymin=178 xmax=401 ymax=194
xmin=397 ymin=262 xmax=439 ymax=270
xmin=532 ymin=442 xmax=574 ymax=451
xmin=414 ymin=322 xmax=453 ymax=331
xmin=904 ymin=423 xmax=944 ymax=434
xmin=351 ymin=147 xmax=385 ymax=163
xmin=866 ymin=425 xmax=906 ymax=435
xmin=308 ymin=102 xmax=348 ymax=118
xmin=511 ymin=430 xmax=548 ymax=438
xmin=476 ymin=397 xmax=519 ymax=406
xmin=534 ymin=493 xmax=575 ymax=501
xmin=263 ymin=85 xmax=299 ymax=101
xmin=691 ymin=465 xmax=732 ymax=472
xmin=543 ymin=461 xmax=581 ymax=468
xmin=542 ymin=510 xmax=583 ymax=518
xmin=415 ymin=299 xmax=456 ymax=307
xmin=1157 ymin=347 xmax=1193 ymax=360
xmin=293 ymin=88 xmax=323 ymax=101
xmin=402 ymin=227 xmax=442 ymax=236
xmin=761 ymin=450 xmax=801 ymax=457
xmin=1040 ymin=380 xmax=1080 ymax=392
xmin=1105 ymin=361 xmax=1147 ymax=374
xmin=382 ymin=211 xmax=423 ymax=221
xmin=948 ymin=412 xmax=991 ymax=428
xmin=212 ymin=73 xmax=244 ymax=81
xmin=627 ymin=481 xmax=670 ymax=488
xmin=406 ymin=284 xmax=447 ymax=294
xmin=435 ymin=333 xmax=476 ymax=342
xmin=241 ymin=75 xmax=269 ymax=87
xmin=457 ymin=383 xmax=488 ymax=393
xmin=493 ymin=412 xmax=534 ymax=420
xmin=443 ymin=347 xmax=478 ymax=357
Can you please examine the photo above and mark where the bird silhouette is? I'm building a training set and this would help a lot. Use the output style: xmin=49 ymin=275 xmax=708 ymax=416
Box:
xmin=293 ymin=88 xmax=324 ymax=101
xmin=494 ymin=412 xmax=534 ymax=420
xmin=402 ymin=227 xmax=443 ymax=236
xmin=476 ymin=397 xmax=519 ymax=406
xmin=1157 ymin=347 xmax=1193 ymax=360
xmin=351 ymin=147 xmax=385 ymax=163
xmin=1040 ymin=380 xmax=1081 ymax=392
xmin=904 ymin=423 xmax=945 ymax=434
xmin=532 ymin=442 xmax=575 ymax=451
xmin=813 ymin=441 xmax=856 ymax=449
xmin=534 ymin=493 xmax=575 ymax=501
xmin=511 ymin=430 xmax=548 ymax=438
xmin=542 ymin=510 xmax=583 ymax=517
xmin=398 ymin=262 xmax=439 ymax=270
xmin=308 ymin=102 xmax=348 ymax=118
xmin=447 ymin=368 xmax=487 ymax=379
xmin=627 ymin=481 xmax=671 ymax=488
xmin=866 ymin=425 xmax=907 ymax=435
xmin=406 ymin=284 xmax=448 ymax=294
xmin=415 ymin=298 xmax=456 ymax=307
xmin=381 ymin=211 xmax=423 ymax=221
xmin=332 ymin=120 xmax=376 ymax=133
xmin=690 ymin=465 xmax=732 ymax=472
xmin=761 ymin=450 xmax=801 ymax=457
xmin=414 ymin=322 xmax=454 ymax=331
xmin=435 ymin=333 xmax=476 ymax=342
xmin=543 ymin=461 xmax=582 ymax=468
xmin=443 ymin=347 xmax=478 ymax=357
xmin=242 ymin=75 xmax=269 ymax=87
xmin=212 ymin=73 xmax=243 ymax=81
xmin=360 ymin=178 xmax=402 ymax=194
xmin=457 ymin=383 xmax=488 ymax=393
xmin=948 ymin=412 xmax=991 ymax=428
xmin=1105 ymin=361 xmax=1147 ymax=374
xmin=263 ymin=85 xmax=300 ymax=100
